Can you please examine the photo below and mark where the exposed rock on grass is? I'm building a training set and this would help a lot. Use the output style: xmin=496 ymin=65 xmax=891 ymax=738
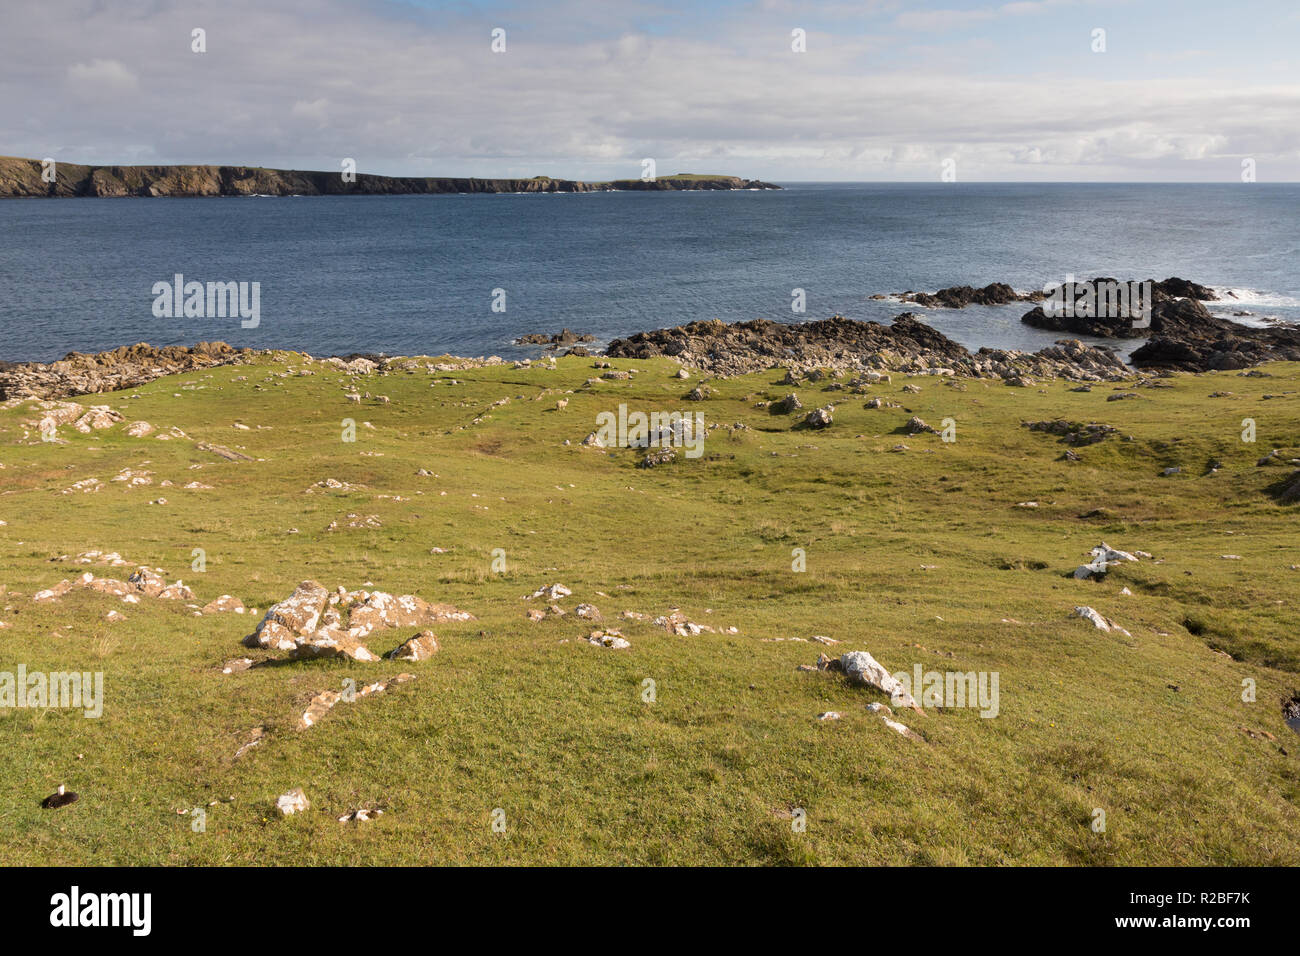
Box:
xmin=654 ymin=610 xmax=715 ymax=636
xmin=33 ymin=568 xmax=192 ymax=604
xmin=525 ymin=583 xmax=571 ymax=601
xmin=243 ymin=581 xmax=472 ymax=662
xmin=203 ymin=595 xmax=246 ymax=614
xmin=772 ymin=393 xmax=802 ymax=414
xmin=338 ymin=808 xmax=384 ymax=822
xmin=1073 ymin=542 xmax=1139 ymax=580
xmin=638 ymin=447 xmax=676 ymax=467
xmin=275 ymin=788 xmax=309 ymax=816
xmin=232 ymin=726 xmax=267 ymax=759
xmin=195 ymin=441 xmax=254 ymax=462
xmin=1072 ymin=605 xmax=1131 ymax=636
xmin=299 ymin=673 xmax=417 ymax=729
xmin=386 ymin=631 xmax=439 ymax=661
xmin=586 ymin=629 xmax=630 ymax=649
xmin=325 ymin=513 xmax=382 ymax=531
xmin=1023 ymin=419 xmax=1118 ymax=446
xmin=840 ymin=651 xmax=922 ymax=712
xmin=802 ymin=406 xmax=833 ymax=429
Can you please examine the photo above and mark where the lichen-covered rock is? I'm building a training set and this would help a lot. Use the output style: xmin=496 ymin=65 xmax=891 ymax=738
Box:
xmin=244 ymin=580 xmax=329 ymax=649
xmin=386 ymin=630 xmax=440 ymax=661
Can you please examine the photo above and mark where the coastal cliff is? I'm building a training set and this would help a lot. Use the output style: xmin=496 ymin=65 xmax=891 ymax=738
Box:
xmin=0 ymin=156 xmax=779 ymax=198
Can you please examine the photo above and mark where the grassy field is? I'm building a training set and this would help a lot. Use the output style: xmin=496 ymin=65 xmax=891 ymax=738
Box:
xmin=1 ymin=352 xmax=1297 ymax=865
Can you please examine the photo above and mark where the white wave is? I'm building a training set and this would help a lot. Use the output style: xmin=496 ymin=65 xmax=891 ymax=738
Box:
xmin=1213 ymin=287 xmax=1300 ymax=308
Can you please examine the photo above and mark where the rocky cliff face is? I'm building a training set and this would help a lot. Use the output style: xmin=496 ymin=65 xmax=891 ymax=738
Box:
xmin=0 ymin=156 xmax=779 ymax=198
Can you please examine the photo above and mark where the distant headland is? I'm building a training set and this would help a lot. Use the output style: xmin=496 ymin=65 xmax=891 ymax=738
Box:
xmin=0 ymin=156 xmax=780 ymax=198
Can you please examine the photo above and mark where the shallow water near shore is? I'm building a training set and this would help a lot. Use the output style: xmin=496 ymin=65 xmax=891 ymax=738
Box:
xmin=1 ymin=182 xmax=1297 ymax=363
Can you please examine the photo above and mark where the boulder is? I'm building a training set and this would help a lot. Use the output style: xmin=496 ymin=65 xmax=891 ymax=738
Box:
xmin=803 ymin=406 xmax=833 ymax=429
xmin=839 ymin=650 xmax=921 ymax=712
xmin=386 ymin=630 xmax=440 ymax=661
xmin=244 ymin=580 xmax=330 ymax=648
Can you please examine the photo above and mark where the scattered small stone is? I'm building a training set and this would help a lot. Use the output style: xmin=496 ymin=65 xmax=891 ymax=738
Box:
xmin=275 ymin=788 xmax=309 ymax=816
xmin=338 ymin=808 xmax=384 ymax=823
xmin=586 ymin=629 xmax=630 ymax=649
xmin=1072 ymin=605 xmax=1130 ymax=636
xmin=525 ymin=583 xmax=572 ymax=601
xmin=203 ymin=594 xmax=245 ymax=615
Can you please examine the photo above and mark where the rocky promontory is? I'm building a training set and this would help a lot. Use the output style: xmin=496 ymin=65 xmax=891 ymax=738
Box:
xmin=0 ymin=156 xmax=779 ymax=198
xmin=605 ymin=314 xmax=1130 ymax=382
xmin=0 ymin=342 xmax=252 ymax=400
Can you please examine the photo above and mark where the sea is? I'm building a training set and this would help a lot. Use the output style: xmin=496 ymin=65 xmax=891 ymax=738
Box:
xmin=1 ymin=182 xmax=1297 ymax=364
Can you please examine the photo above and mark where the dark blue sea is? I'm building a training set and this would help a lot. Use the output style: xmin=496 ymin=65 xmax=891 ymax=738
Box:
xmin=2 ymin=183 xmax=1297 ymax=363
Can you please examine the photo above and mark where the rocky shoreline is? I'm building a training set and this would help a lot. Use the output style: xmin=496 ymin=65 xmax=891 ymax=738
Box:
xmin=605 ymin=314 xmax=1131 ymax=383
xmin=0 ymin=342 xmax=254 ymax=401
xmin=1017 ymin=278 xmax=1300 ymax=371
xmin=3 ymin=276 xmax=1297 ymax=400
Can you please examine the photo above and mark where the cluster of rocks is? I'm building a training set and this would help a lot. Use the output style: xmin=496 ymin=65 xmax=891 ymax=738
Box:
xmin=18 ymin=400 xmax=123 ymax=438
xmin=33 ymin=568 xmax=194 ymax=604
xmin=590 ymin=275 xmax=1296 ymax=378
xmin=1022 ymin=419 xmax=1118 ymax=446
xmin=606 ymin=315 xmax=968 ymax=377
xmin=970 ymin=339 xmax=1129 ymax=383
xmin=1017 ymin=278 xmax=1300 ymax=371
xmin=0 ymin=342 xmax=250 ymax=400
xmin=242 ymin=580 xmax=472 ymax=662
xmin=514 ymin=329 xmax=595 ymax=348
xmin=606 ymin=314 xmax=1132 ymax=382
xmin=896 ymin=282 xmax=1043 ymax=309
xmin=1073 ymin=542 xmax=1148 ymax=580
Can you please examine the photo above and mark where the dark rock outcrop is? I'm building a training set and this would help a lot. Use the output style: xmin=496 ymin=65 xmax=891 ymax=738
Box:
xmin=514 ymin=329 xmax=595 ymax=347
xmin=607 ymin=313 xmax=1132 ymax=381
xmin=1017 ymin=277 xmax=1300 ymax=371
xmin=606 ymin=314 xmax=970 ymax=376
xmin=901 ymin=283 xmax=1042 ymax=308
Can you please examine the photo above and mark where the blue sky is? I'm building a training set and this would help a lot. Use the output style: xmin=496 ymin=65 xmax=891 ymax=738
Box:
xmin=2 ymin=0 xmax=1297 ymax=180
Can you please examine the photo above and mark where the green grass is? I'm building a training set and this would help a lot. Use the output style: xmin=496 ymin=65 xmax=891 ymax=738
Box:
xmin=1 ymin=353 xmax=1298 ymax=864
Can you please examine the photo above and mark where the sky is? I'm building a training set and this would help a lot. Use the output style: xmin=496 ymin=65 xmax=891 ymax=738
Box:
xmin=2 ymin=0 xmax=1298 ymax=182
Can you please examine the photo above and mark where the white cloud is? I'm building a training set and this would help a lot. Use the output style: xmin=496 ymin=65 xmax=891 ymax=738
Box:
xmin=0 ymin=0 xmax=1293 ymax=181
xmin=66 ymin=58 xmax=139 ymax=93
